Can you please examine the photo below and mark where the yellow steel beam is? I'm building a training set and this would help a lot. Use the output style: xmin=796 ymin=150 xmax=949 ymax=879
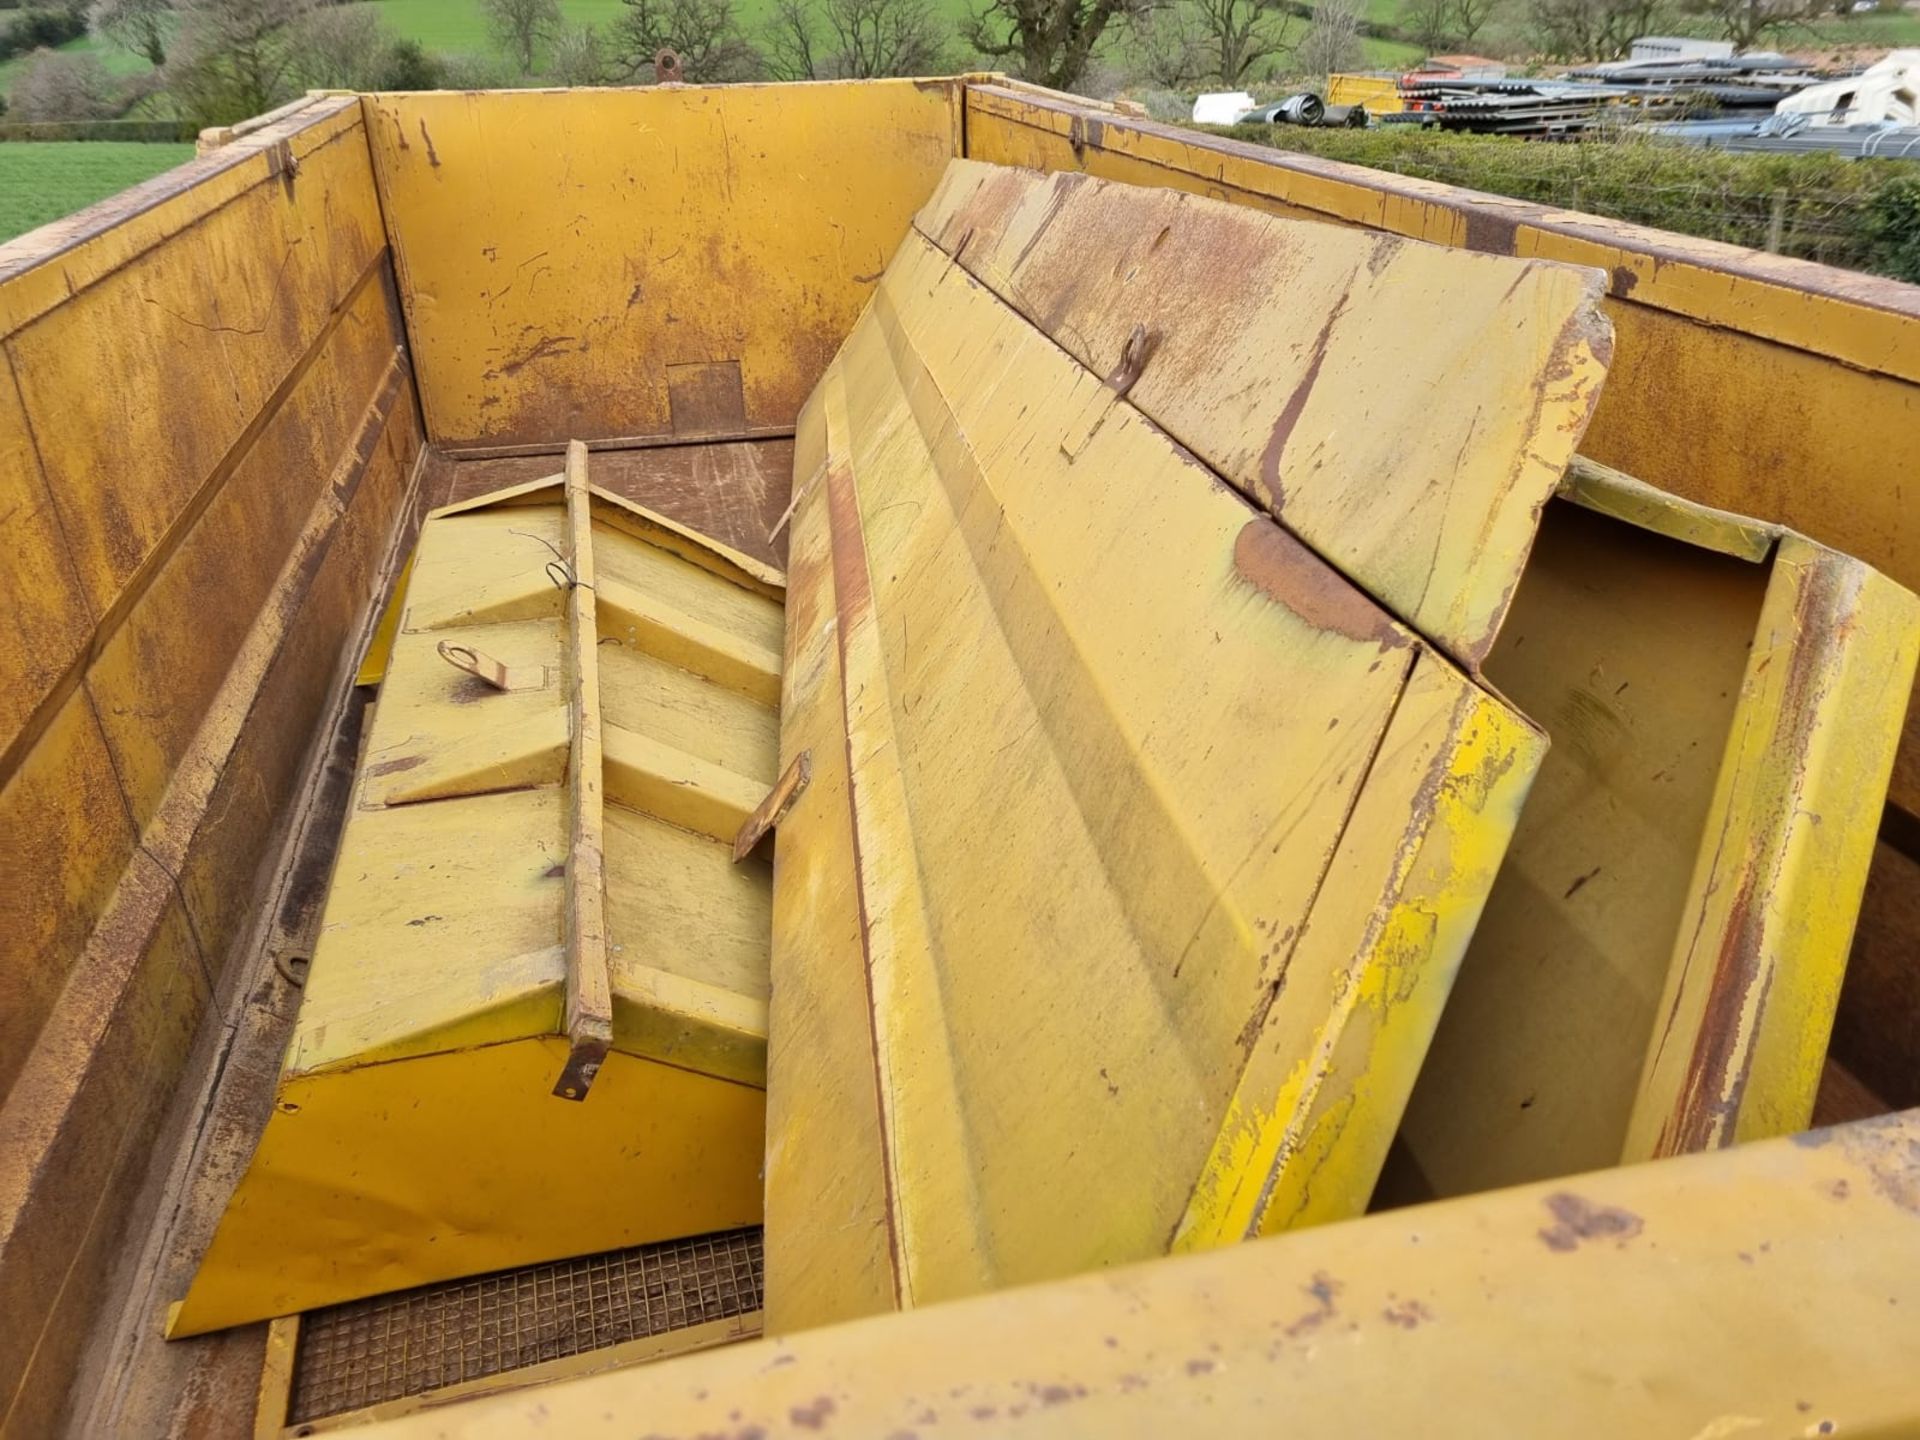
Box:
xmin=1556 ymin=455 xmax=1774 ymax=563
xmin=556 ymin=440 xmax=612 ymax=1102
xmin=1625 ymin=534 xmax=1920 ymax=1157
xmin=354 ymin=1110 xmax=1920 ymax=1440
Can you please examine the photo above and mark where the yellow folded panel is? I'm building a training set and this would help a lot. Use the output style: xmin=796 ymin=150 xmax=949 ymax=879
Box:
xmin=763 ymin=181 xmax=1582 ymax=1330
xmin=169 ymin=458 xmax=785 ymax=1337
xmin=1380 ymin=463 xmax=1920 ymax=1205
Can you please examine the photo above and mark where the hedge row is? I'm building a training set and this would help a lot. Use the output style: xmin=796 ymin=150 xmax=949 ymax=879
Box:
xmin=0 ymin=119 xmax=201 ymax=141
xmin=1206 ymin=123 xmax=1920 ymax=285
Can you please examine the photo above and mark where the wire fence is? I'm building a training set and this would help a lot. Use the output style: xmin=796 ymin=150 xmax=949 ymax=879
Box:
xmin=1210 ymin=123 xmax=1920 ymax=280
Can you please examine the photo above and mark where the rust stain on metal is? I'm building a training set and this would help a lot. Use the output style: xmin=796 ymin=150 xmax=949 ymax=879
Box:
xmin=417 ymin=120 xmax=440 ymax=169
xmin=1280 ymin=1272 xmax=1342 ymax=1337
xmin=823 ymin=459 xmax=874 ymax=627
xmin=1537 ymin=1192 xmax=1643 ymax=1252
xmin=668 ymin=360 xmax=748 ymax=437
xmin=1233 ymin=520 xmax=1406 ymax=650
xmin=1657 ymin=867 xmax=1767 ymax=1156
xmin=1656 ymin=559 xmax=1847 ymax=1156
xmin=486 ymin=334 xmax=582 ymax=381
xmin=1067 ymin=114 xmax=1104 ymax=162
xmin=1461 ymin=207 xmax=1521 ymax=257
xmin=790 ymin=1396 xmax=836 ymax=1429
xmin=1381 ymin=1298 xmax=1433 ymax=1329
xmin=1257 ymin=290 xmax=1350 ymax=510
xmin=1010 ymin=171 xmax=1079 ymax=275
xmin=365 ymin=754 xmax=426 ymax=778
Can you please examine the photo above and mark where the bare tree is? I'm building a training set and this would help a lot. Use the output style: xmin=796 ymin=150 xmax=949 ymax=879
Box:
xmin=90 ymin=0 xmax=170 ymax=66
xmin=964 ymin=0 xmax=1155 ymax=91
xmin=1684 ymin=0 xmax=1823 ymax=47
xmin=1190 ymin=0 xmax=1292 ymax=82
xmin=1526 ymin=0 xmax=1661 ymax=59
xmin=764 ymin=0 xmax=820 ymax=77
xmin=1123 ymin=2 xmax=1207 ymax=86
xmin=8 ymin=48 xmax=118 ymax=119
xmin=765 ymin=0 xmax=945 ymax=78
xmin=549 ymin=21 xmax=611 ymax=83
xmin=166 ymin=0 xmax=317 ymax=126
xmin=1294 ymin=0 xmax=1360 ymax=78
xmin=1404 ymin=0 xmax=1451 ymax=49
xmin=485 ymin=0 xmax=562 ymax=73
xmin=618 ymin=0 xmax=764 ymax=80
xmin=288 ymin=4 xmax=393 ymax=88
xmin=1448 ymin=0 xmax=1503 ymax=42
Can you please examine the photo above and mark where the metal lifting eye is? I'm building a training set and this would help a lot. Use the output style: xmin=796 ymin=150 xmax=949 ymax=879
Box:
xmin=436 ymin=640 xmax=542 ymax=692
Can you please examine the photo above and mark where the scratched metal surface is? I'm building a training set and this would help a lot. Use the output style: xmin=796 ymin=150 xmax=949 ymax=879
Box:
xmin=914 ymin=159 xmax=1613 ymax=671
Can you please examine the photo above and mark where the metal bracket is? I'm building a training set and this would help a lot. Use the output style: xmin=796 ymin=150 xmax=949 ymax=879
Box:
xmin=437 ymin=641 xmax=544 ymax=693
xmin=732 ymin=751 xmax=812 ymax=862
xmin=1104 ymin=322 xmax=1156 ymax=399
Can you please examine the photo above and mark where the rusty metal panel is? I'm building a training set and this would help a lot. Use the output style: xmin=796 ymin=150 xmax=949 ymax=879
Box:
xmin=916 ymin=161 xmax=1610 ymax=670
xmin=350 ymin=1111 xmax=1920 ymax=1440
xmin=175 ymin=379 xmax=424 ymax=974
xmin=362 ymin=81 xmax=964 ymax=450
xmin=1584 ymin=301 xmax=1920 ymax=820
xmin=959 ymin=82 xmax=1920 ymax=820
xmin=764 ymin=191 xmax=1556 ymax=1330
xmin=1626 ymin=532 xmax=1920 ymax=1154
xmin=168 ymin=468 xmax=785 ymax=1336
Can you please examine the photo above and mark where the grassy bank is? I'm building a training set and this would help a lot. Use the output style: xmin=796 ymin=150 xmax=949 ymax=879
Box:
xmin=0 ymin=140 xmax=193 ymax=241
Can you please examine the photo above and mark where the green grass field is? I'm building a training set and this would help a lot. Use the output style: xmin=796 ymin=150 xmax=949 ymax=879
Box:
xmin=0 ymin=142 xmax=194 ymax=242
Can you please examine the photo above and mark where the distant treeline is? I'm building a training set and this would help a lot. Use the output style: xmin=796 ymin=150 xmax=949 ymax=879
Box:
xmin=0 ymin=5 xmax=86 ymax=60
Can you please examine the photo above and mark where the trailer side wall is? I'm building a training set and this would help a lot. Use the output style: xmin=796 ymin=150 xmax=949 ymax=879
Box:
xmin=0 ymin=97 xmax=422 ymax=1437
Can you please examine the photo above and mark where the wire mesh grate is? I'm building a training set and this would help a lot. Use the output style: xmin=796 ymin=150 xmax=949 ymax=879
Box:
xmin=287 ymin=1226 xmax=764 ymax=1423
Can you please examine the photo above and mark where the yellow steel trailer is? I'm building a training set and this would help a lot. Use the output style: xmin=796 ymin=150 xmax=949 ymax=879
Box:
xmin=1 ymin=75 xmax=1918 ymax=1440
